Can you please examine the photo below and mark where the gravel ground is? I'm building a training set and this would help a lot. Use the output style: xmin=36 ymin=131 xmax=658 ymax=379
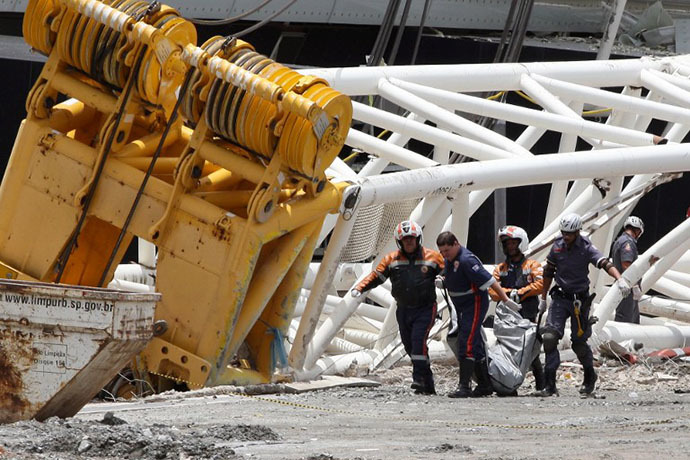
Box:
xmin=1 ymin=357 xmax=689 ymax=460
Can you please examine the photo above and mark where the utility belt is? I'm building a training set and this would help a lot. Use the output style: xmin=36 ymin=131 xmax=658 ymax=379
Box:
xmin=550 ymin=286 xmax=589 ymax=302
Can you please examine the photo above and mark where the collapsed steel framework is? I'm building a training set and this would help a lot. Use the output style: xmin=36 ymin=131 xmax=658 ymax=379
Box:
xmin=272 ymin=57 xmax=690 ymax=378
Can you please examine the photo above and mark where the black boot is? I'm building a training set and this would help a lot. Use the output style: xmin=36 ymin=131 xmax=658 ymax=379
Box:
xmin=531 ymin=358 xmax=545 ymax=392
xmin=448 ymin=358 xmax=474 ymax=398
xmin=537 ymin=369 xmax=558 ymax=397
xmin=471 ymin=359 xmax=493 ymax=397
xmin=423 ymin=375 xmax=436 ymax=395
xmin=579 ymin=366 xmax=597 ymax=394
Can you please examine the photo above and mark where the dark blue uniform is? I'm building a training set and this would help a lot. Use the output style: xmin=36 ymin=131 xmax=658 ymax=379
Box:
xmin=544 ymin=235 xmax=606 ymax=372
xmin=612 ymin=232 xmax=640 ymax=323
xmin=443 ymin=247 xmax=494 ymax=361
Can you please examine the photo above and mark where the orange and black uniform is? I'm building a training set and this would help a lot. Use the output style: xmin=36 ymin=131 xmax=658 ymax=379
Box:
xmin=357 ymin=246 xmax=444 ymax=389
xmin=489 ymin=256 xmax=545 ymax=391
xmin=489 ymin=257 xmax=544 ymax=322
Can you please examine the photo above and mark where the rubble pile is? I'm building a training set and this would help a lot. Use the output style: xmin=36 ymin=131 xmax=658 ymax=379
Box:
xmin=0 ymin=415 xmax=279 ymax=460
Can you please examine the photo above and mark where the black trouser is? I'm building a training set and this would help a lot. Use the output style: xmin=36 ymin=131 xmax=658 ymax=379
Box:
xmin=396 ymin=303 xmax=437 ymax=384
xmin=544 ymin=290 xmax=593 ymax=372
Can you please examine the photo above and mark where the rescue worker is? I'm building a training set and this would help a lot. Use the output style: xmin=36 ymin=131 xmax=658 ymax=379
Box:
xmin=352 ymin=220 xmax=444 ymax=395
xmin=436 ymin=231 xmax=517 ymax=398
xmin=612 ymin=216 xmax=644 ymax=324
xmin=539 ymin=213 xmax=630 ymax=396
xmin=489 ymin=225 xmax=545 ymax=393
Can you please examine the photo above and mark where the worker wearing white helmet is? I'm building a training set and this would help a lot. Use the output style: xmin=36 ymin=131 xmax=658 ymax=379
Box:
xmin=539 ymin=213 xmax=628 ymax=397
xmin=353 ymin=220 xmax=444 ymax=395
xmin=490 ymin=225 xmax=545 ymax=393
xmin=611 ymin=216 xmax=645 ymax=323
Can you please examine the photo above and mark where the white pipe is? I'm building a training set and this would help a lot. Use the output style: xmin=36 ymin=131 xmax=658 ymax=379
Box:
xmin=660 ymin=270 xmax=690 ymax=288
xmin=137 ymin=238 xmax=156 ymax=268
xmin=352 ymin=101 xmax=515 ymax=161
xmin=593 ymin=217 xmax=690 ymax=334
xmin=346 ymin=129 xmax=437 ymax=169
xmin=640 ymin=239 xmax=690 ymax=293
xmin=326 ymin=337 xmax=364 ymax=354
xmin=596 ymin=322 xmax=690 ymax=349
xmin=289 ymin=212 xmax=359 ymax=370
xmin=392 ymin=77 xmax=658 ymax=149
xmin=377 ymin=78 xmax=531 ymax=156
xmin=356 ymin=143 xmax=690 ymax=208
xmin=113 ymin=263 xmax=156 ymax=287
xmin=597 ymin=0 xmax=628 ymax=60
xmin=340 ymin=328 xmax=379 ymax=348
xmin=544 ymin=101 xmax=582 ymax=227
xmin=450 ymin=191 xmax=470 ymax=246
xmin=639 ymin=296 xmax=690 ymax=323
xmin=531 ymin=75 xmax=690 ymax=125
xmin=640 ymin=69 xmax=690 ymax=108
xmin=107 ymin=278 xmax=155 ymax=293
xmin=302 ymin=58 xmax=662 ymax=95
xmin=651 ymin=277 xmax=690 ymax=301
xmin=672 ymin=251 xmax=690 ymax=272
xmin=532 ymin=184 xmax=604 ymax=252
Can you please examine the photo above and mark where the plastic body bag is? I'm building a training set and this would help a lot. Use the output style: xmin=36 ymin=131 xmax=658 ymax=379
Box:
xmin=486 ymin=302 xmax=541 ymax=395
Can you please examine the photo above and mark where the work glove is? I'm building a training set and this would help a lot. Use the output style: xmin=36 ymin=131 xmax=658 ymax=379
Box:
xmin=350 ymin=289 xmax=362 ymax=298
xmin=510 ymin=289 xmax=521 ymax=303
xmin=538 ymin=298 xmax=548 ymax=314
xmin=617 ymin=278 xmax=631 ymax=297
xmin=504 ymin=299 xmax=521 ymax=312
xmin=435 ymin=276 xmax=445 ymax=290
xmin=632 ymin=285 xmax=643 ymax=301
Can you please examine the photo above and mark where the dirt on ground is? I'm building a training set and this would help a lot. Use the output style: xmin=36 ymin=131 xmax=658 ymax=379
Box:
xmin=1 ymin=356 xmax=689 ymax=460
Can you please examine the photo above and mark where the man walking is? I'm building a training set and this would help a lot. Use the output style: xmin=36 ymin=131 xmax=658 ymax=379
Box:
xmin=352 ymin=220 xmax=444 ymax=395
xmin=612 ymin=216 xmax=644 ymax=323
xmin=489 ymin=225 xmax=545 ymax=393
xmin=539 ymin=213 xmax=629 ymax=396
xmin=436 ymin=231 xmax=516 ymax=398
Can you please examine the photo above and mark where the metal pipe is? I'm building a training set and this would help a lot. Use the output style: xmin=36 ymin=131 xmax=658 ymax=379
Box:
xmin=378 ymin=78 xmax=531 ymax=156
xmin=352 ymin=101 xmax=515 ymax=161
xmin=356 ymin=143 xmax=690 ymax=208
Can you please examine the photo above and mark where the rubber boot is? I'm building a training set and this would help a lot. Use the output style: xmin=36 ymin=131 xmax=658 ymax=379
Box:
xmin=448 ymin=358 xmax=474 ymax=398
xmin=471 ymin=359 xmax=493 ymax=397
xmin=410 ymin=380 xmax=425 ymax=393
xmin=423 ymin=375 xmax=436 ymax=395
xmin=537 ymin=369 xmax=558 ymax=397
xmin=531 ymin=358 xmax=545 ymax=392
xmin=579 ymin=366 xmax=597 ymax=394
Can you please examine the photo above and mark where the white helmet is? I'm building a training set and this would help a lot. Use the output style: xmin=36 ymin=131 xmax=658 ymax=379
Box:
xmin=624 ymin=215 xmax=644 ymax=236
xmin=559 ymin=213 xmax=583 ymax=232
xmin=394 ymin=220 xmax=423 ymax=249
xmin=497 ymin=225 xmax=529 ymax=254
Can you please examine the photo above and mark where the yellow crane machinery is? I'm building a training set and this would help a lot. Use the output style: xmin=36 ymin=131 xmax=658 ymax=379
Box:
xmin=0 ymin=0 xmax=352 ymax=391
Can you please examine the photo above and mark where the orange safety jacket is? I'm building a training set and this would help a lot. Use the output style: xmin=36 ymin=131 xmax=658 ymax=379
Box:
xmin=489 ymin=257 xmax=544 ymax=303
xmin=356 ymin=247 xmax=444 ymax=308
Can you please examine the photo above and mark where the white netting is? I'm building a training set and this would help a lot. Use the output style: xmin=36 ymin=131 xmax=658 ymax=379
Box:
xmin=339 ymin=199 xmax=420 ymax=262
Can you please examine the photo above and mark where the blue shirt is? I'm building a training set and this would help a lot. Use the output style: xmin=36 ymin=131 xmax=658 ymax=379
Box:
xmin=546 ymin=235 xmax=606 ymax=294
xmin=443 ymin=246 xmax=494 ymax=299
xmin=612 ymin=232 xmax=638 ymax=273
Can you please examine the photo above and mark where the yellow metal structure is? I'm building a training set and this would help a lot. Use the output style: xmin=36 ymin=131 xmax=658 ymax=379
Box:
xmin=0 ymin=0 xmax=352 ymax=390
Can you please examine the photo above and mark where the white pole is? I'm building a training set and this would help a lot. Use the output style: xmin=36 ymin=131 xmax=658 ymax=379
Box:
xmin=593 ymin=217 xmax=690 ymax=335
xmin=640 ymin=69 xmax=690 ymax=107
xmin=597 ymin=0 xmax=628 ymax=60
xmin=352 ymin=101 xmax=515 ymax=161
xmin=302 ymin=58 xmax=661 ymax=95
xmin=138 ymin=238 xmax=156 ymax=268
xmin=639 ymin=296 xmax=690 ymax=323
xmin=651 ymin=277 xmax=690 ymax=301
xmin=530 ymin=75 xmax=690 ymax=125
xmin=597 ymin=322 xmax=690 ymax=349
xmin=289 ymin=213 xmax=359 ymax=371
xmin=346 ymin=129 xmax=438 ymax=169
xmin=356 ymin=143 xmax=690 ymax=208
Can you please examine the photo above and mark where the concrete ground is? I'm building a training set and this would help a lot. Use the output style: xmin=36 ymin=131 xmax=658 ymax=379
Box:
xmin=1 ymin=358 xmax=689 ymax=460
